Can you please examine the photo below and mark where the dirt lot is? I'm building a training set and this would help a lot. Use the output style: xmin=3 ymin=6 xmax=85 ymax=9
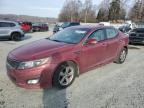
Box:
xmin=0 ymin=31 xmax=144 ymax=108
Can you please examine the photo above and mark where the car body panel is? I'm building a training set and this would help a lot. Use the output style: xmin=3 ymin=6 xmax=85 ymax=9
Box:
xmin=7 ymin=25 xmax=129 ymax=89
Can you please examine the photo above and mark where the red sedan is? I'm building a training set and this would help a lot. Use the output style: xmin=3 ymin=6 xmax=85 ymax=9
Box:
xmin=6 ymin=25 xmax=129 ymax=89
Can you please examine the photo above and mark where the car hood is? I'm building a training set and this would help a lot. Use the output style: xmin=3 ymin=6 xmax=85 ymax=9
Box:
xmin=9 ymin=39 xmax=75 ymax=61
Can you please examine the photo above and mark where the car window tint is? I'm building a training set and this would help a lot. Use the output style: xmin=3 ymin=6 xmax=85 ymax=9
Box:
xmin=106 ymin=28 xmax=117 ymax=39
xmin=50 ymin=28 xmax=90 ymax=44
xmin=0 ymin=22 xmax=15 ymax=27
xmin=9 ymin=23 xmax=15 ymax=27
xmin=71 ymin=23 xmax=79 ymax=26
xmin=88 ymin=29 xmax=106 ymax=41
xmin=0 ymin=22 xmax=2 ymax=27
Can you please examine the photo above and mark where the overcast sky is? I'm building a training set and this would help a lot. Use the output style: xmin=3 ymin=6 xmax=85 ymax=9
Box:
xmin=0 ymin=0 xmax=103 ymax=18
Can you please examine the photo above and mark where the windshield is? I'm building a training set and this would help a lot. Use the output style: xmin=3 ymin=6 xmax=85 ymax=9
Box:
xmin=49 ymin=28 xmax=90 ymax=44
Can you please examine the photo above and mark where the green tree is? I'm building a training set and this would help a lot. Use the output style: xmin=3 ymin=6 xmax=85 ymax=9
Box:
xmin=97 ymin=8 xmax=109 ymax=22
xmin=108 ymin=0 xmax=121 ymax=21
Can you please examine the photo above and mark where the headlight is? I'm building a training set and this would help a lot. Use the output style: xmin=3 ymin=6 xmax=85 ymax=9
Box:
xmin=17 ymin=57 xmax=51 ymax=69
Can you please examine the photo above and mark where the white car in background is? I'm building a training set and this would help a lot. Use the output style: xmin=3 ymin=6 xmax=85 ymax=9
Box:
xmin=0 ymin=20 xmax=24 ymax=41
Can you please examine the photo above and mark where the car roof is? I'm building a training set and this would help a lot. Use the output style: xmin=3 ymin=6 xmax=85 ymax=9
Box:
xmin=0 ymin=20 xmax=18 ymax=24
xmin=67 ymin=25 xmax=114 ymax=30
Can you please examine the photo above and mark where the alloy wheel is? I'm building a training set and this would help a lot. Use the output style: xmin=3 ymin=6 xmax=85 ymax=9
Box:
xmin=120 ymin=49 xmax=126 ymax=62
xmin=58 ymin=65 xmax=74 ymax=86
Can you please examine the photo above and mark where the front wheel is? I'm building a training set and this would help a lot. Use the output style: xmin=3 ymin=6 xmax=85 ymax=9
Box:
xmin=115 ymin=48 xmax=127 ymax=64
xmin=53 ymin=62 xmax=76 ymax=89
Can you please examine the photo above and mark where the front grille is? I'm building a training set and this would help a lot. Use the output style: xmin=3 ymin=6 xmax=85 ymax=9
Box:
xmin=7 ymin=58 xmax=20 ymax=68
xmin=130 ymin=34 xmax=136 ymax=37
xmin=138 ymin=34 xmax=144 ymax=37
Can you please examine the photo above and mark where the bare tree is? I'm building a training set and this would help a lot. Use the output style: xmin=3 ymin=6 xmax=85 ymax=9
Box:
xmin=129 ymin=0 xmax=144 ymax=22
xmin=59 ymin=0 xmax=96 ymax=23
xmin=80 ymin=0 xmax=96 ymax=23
xmin=59 ymin=0 xmax=82 ymax=22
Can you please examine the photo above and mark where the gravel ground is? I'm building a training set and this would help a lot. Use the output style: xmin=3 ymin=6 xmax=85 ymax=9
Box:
xmin=0 ymin=31 xmax=144 ymax=108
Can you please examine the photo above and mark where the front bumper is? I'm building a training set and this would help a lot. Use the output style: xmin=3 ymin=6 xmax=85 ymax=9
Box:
xmin=7 ymin=63 xmax=56 ymax=89
xmin=129 ymin=36 xmax=144 ymax=44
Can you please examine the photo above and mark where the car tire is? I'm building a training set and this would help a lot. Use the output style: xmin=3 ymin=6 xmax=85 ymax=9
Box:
xmin=11 ymin=33 xmax=21 ymax=41
xmin=115 ymin=48 xmax=127 ymax=64
xmin=53 ymin=62 xmax=76 ymax=89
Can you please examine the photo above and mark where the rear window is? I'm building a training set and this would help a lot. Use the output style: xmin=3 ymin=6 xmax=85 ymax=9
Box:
xmin=106 ymin=28 xmax=118 ymax=39
xmin=70 ymin=23 xmax=80 ymax=26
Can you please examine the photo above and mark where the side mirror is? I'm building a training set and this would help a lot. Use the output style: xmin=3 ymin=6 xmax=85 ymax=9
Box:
xmin=87 ymin=39 xmax=97 ymax=45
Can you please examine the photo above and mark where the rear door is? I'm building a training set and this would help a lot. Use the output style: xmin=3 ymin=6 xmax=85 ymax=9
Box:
xmin=80 ymin=29 xmax=107 ymax=71
xmin=105 ymin=27 xmax=120 ymax=60
xmin=0 ymin=22 xmax=12 ymax=37
xmin=0 ymin=22 xmax=7 ymax=37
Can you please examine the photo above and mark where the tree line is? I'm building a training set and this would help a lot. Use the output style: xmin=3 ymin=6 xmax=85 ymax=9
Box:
xmin=58 ymin=0 xmax=144 ymax=23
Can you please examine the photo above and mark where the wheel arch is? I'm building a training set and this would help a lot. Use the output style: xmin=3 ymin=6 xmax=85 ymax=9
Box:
xmin=52 ymin=60 xmax=79 ymax=86
xmin=123 ymin=46 xmax=128 ymax=54
xmin=55 ymin=60 xmax=79 ymax=76
xmin=10 ymin=31 xmax=21 ymax=38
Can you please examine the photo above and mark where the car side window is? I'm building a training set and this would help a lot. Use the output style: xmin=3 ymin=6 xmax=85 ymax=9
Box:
xmin=9 ymin=23 xmax=16 ymax=27
xmin=0 ymin=22 xmax=6 ymax=27
xmin=0 ymin=22 xmax=15 ymax=27
xmin=0 ymin=22 xmax=2 ymax=27
xmin=0 ymin=22 xmax=10 ymax=27
xmin=106 ymin=28 xmax=117 ymax=39
xmin=88 ymin=29 xmax=106 ymax=41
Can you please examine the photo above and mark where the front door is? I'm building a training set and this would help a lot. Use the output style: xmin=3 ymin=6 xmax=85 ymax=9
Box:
xmin=80 ymin=29 xmax=107 ymax=71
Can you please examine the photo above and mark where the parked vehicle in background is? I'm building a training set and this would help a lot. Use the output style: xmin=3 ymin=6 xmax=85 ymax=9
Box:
xmin=0 ymin=20 xmax=24 ymax=41
xmin=32 ymin=23 xmax=49 ymax=32
xmin=129 ymin=28 xmax=144 ymax=44
xmin=19 ymin=22 xmax=32 ymax=33
xmin=53 ymin=23 xmax=62 ymax=34
xmin=7 ymin=25 xmax=129 ymax=89
xmin=53 ymin=22 xmax=80 ymax=33
xmin=61 ymin=22 xmax=80 ymax=29
xmin=119 ymin=24 xmax=131 ymax=33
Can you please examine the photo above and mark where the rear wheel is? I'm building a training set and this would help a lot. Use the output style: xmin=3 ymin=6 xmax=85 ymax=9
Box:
xmin=11 ymin=33 xmax=21 ymax=41
xmin=53 ymin=62 xmax=76 ymax=89
xmin=115 ymin=48 xmax=127 ymax=64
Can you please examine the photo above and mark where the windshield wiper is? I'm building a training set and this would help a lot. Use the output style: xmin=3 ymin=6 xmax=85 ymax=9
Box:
xmin=47 ymin=38 xmax=75 ymax=44
xmin=52 ymin=39 xmax=62 ymax=42
xmin=47 ymin=38 xmax=62 ymax=42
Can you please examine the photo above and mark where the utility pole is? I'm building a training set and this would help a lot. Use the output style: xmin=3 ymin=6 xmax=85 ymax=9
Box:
xmin=84 ymin=9 xmax=88 ymax=23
